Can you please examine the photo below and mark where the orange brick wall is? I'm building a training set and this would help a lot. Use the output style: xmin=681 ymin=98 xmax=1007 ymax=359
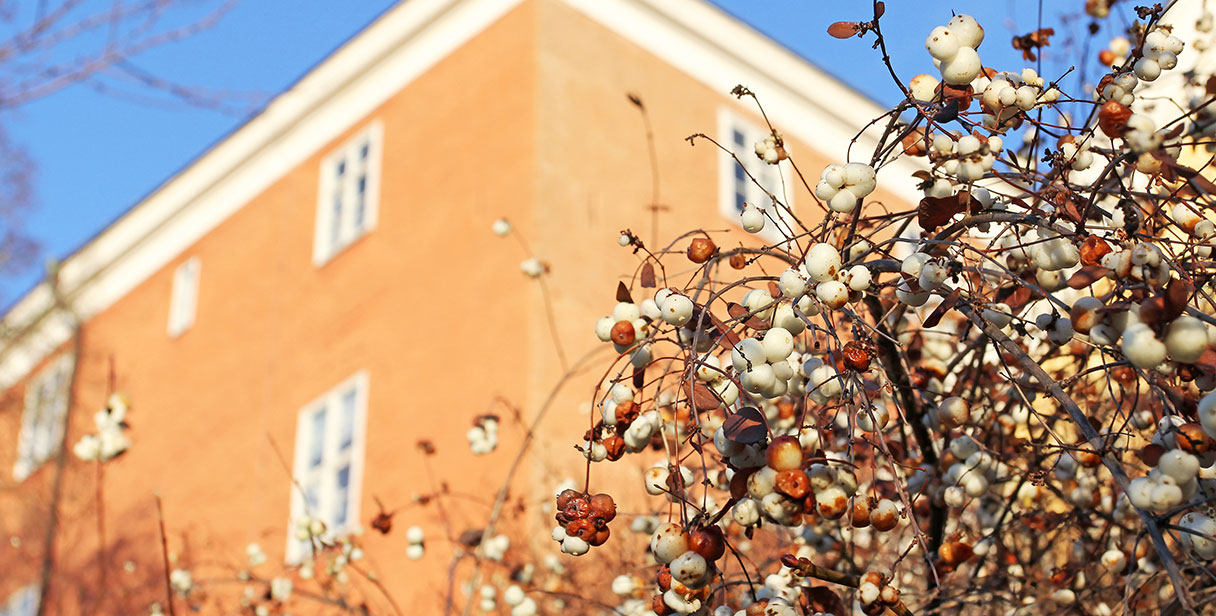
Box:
xmin=0 ymin=1 xmax=908 ymax=613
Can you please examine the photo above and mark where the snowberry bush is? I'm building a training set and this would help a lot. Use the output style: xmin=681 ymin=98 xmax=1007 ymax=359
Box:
xmin=518 ymin=4 xmax=1216 ymax=615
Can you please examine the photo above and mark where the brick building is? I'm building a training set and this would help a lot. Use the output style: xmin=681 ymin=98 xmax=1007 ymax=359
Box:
xmin=0 ymin=0 xmax=916 ymax=613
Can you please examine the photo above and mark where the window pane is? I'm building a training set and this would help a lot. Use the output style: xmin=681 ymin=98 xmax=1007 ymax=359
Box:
xmin=732 ymin=129 xmax=745 ymax=147
xmin=308 ymin=408 xmax=326 ymax=468
xmin=304 ymin=483 xmax=320 ymax=510
xmin=333 ymin=464 xmax=350 ymax=527
xmin=336 ymin=159 xmax=346 ymax=176
xmin=338 ymin=388 xmax=356 ymax=452
xmin=354 ymin=176 xmax=367 ymax=230
xmin=359 ymin=142 xmax=369 ymax=160
xmin=330 ymin=193 xmax=343 ymax=247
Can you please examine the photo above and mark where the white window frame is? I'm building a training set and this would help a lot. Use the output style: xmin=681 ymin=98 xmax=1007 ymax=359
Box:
xmin=717 ymin=107 xmax=797 ymax=245
xmin=286 ymin=371 xmax=369 ymax=563
xmin=0 ymin=584 xmax=38 ymax=616
xmin=312 ymin=121 xmax=383 ymax=266
xmin=167 ymin=257 xmax=200 ymax=337
xmin=13 ymin=354 xmax=74 ymax=481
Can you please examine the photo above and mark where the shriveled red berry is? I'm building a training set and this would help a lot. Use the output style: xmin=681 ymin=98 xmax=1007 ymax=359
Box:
xmin=774 ymin=469 xmax=810 ymax=499
xmin=589 ymin=493 xmax=617 ymax=522
xmin=842 ymin=340 xmax=873 ymax=372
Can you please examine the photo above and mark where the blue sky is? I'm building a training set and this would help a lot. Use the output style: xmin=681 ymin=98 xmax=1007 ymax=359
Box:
xmin=1 ymin=0 xmax=1110 ymax=301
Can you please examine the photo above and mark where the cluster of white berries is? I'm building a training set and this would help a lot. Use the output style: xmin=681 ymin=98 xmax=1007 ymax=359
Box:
xmin=1060 ymin=288 xmax=1216 ymax=371
xmin=73 ymin=392 xmax=132 ymax=462
xmin=650 ymin=524 xmax=716 ymax=613
xmin=269 ymin=577 xmax=293 ymax=603
xmin=405 ymin=525 xmax=425 ymax=560
xmin=930 ymin=132 xmax=1003 ymax=182
xmin=466 ymin=415 xmax=499 ymax=455
xmin=1127 ymin=449 xmax=1200 ymax=515
xmin=940 ymin=435 xmax=995 ymax=506
xmin=503 ymin=585 xmax=538 ymax=616
xmin=732 ymin=329 xmax=797 ymax=398
xmin=1100 ymin=71 xmax=1139 ymax=107
xmin=753 ymin=131 xmax=787 ymax=165
xmin=813 ymin=163 xmax=877 ymax=213
xmin=857 ymin=571 xmax=902 ymax=613
xmin=492 ymin=218 xmax=511 ymax=237
xmin=246 ymin=542 xmax=267 ymax=567
xmin=1059 ymin=139 xmax=1095 ymax=171
xmin=802 ymin=242 xmax=870 ymax=310
xmin=481 ymin=533 xmax=510 ymax=561
xmin=979 ymin=69 xmax=1060 ymax=128
xmin=169 ymin=568 xmax=193 ymax=595
xmin=924 ymin=14 xmax=984 ymax=85
xmin=595 ymin=300 xmax=653 ymax=354
xmin=1133 ymin=29 xmax=1185 ymax=82
xmin=519 ymin=257 xmax=545 ymax=278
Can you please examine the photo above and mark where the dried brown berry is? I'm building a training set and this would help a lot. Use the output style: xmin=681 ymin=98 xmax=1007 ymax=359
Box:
xmin=842 ymin=340 xmax=873 ymax=372
xmin=775 ymin=469 xmax=810 ymax=499
xmin=589 ymin=493 xmax=617 ymax=522
xmin=688 ymin=526 xmax=726 ymax=561
xmin=1098 ymin=100 xmax=1132 ymax=137
xmin=939 ymin=540 xmax=974 ymax=566
xmin=603 ymin=435 xmax=626 ymax=461
xmin=687 ymin=238 xmax=717 ymax=264
xmin=610 ymin=320 xmax=636 ymax=346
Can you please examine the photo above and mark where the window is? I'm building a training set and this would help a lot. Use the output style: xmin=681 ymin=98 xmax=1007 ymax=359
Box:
xmin=167 ymin=257 xmax=200 ymax=337
xmin=717 ymin=108 xmax=796 ymax=244
xmin=13 ymin=354 xmax=74 ymax=481
xmin=286 ymin=371 xmax=369 ymax=562
xmin=313 ymin=121 xmax=383 ymax=265
xmin=0 ymin=585 xmax=38 ymax=616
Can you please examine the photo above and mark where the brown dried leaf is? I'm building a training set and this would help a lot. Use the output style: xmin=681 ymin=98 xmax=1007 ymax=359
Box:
xmin=827 ymin=21 xmax=860 ymax=38
xmin=1137 ymin=443 xmax=1165 ymax=467
xmin=633 ymin=366 xmax=646 ymax=390
xmin=1004 ymin=285 xmax=1033 ymax=311
xmin=1139 ymin=296 xmax=1166 ymax=328
xmin=1164 ymin=278 xmax=1192 ymax=321
xmin=722 ymin=406 xmax=767 ymax=444
xmin=1207 ymin=75 xmax=1216 ymax=96
xmin=616 ymin=281 xmax=633 ymax=303
xmin=1067 ymin=266 xmax=1112 ymax=289
xmin=727 ymin=303 xmax=748 ymax=321
xmin=874 ymin=1 xmax=885 ymax=18
xmin=458 ymin=528 xmax=484 ymax=547
xmin=640 ymin=262 xmax=656 ymax=288
xmin=923 ymin=289 xmax=960 ymax=329
xmin=918 ymin=192 xmax=971 ymax=233
xmin=806 ymin=587 xmax=847 ymax=616
xmin=1169 ymin=160 xmax=1216 ymax=196
xmin=1011 ymin=27 xmax=1055 ymax=61
xmin=684 ymin=380 xmax=721 ymax=413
